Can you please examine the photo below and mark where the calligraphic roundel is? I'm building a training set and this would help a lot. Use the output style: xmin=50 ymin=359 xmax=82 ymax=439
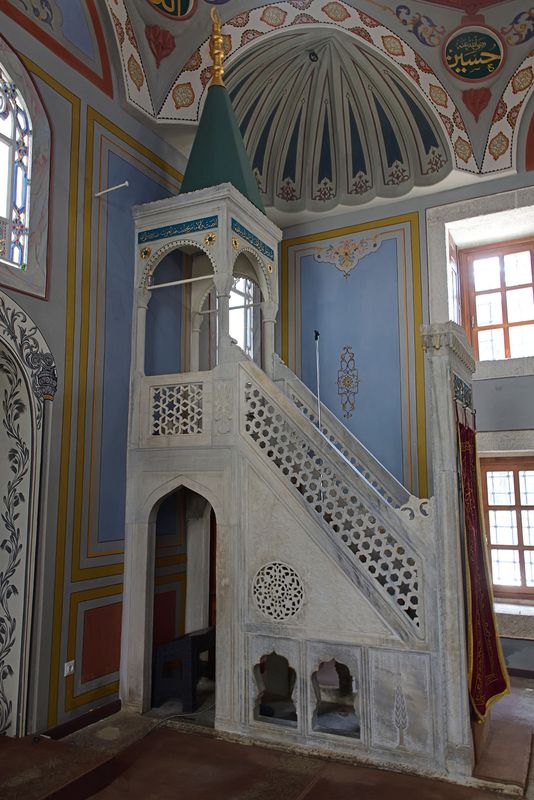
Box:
xmin=147 ymin=0 xmax=196 ymax=20
xmin=444 ymin=26 xmax=505 ymax=82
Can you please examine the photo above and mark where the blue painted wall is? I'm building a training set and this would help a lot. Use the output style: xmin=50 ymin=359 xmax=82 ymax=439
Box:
xmin=98 ymin=152 xmax=172 ymax=543
xmin=300 ymin=238 xmax=403 ymax=480
xmin=145 ymin=251 xmax=183 ymax=377
xmin=54 ymin=0 xmax=95 ymax=60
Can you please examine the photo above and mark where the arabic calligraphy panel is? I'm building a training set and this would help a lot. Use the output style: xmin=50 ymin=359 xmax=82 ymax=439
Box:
xmin=147 ymin=0 xmax=196 ymax=20
xmin=444 ymin=26 xmax=505 ymax=82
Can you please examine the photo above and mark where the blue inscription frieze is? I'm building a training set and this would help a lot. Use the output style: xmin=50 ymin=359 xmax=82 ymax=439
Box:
xmin=231 ymin=219 xmax=274 ymax=261
xmin=138 ymin=215 xmax=218 ymax=245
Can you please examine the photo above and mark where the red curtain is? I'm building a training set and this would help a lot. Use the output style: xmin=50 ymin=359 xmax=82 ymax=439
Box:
xmin=458 ymin=419 xmax=509 ymax=721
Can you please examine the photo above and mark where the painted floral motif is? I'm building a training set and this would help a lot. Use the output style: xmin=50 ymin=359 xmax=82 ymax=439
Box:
xmin=439 ymin=114 xmax=454 ymax=137
xmin=260 ymin=6 xmax=288 ymax=27
xmin=512 ymin=66 xmax=533 ymax=94
xmin=452 ymin=109 xmax=466 ymax=131
xmin=415 ymin=54 xmax=433 ymax=74
xmin=313 ymin=178 xmax=335 ymax=201
xmin=493 ymin=98 xmax=507 ymax=122
xmin=382 ymin=35 xmax=405 ymax=57
xmin=351 ymin=26 xmax=372 ymax=43
xmin=125 ymin=16 xmax=138 ymax=49
xmin=0 ymin=296 xmax=57 ymax=420
xmin=337 ymin=345 xmax=360 ymax=418
xmin=401 ymin=64 xmax=420 ymax=85
xmin=462 ymin=88 xmax=490 ymax=122
xmin=350 ymin=171 xmax=371 ymax=194
xmin=127 ymin=55 xmax=144 ymax=91
xmin=488 ymin=131 xmax=510 ymax=160
xmin=172 ymin=82 xmax=194 ymax=108
xmin=241 ymin=29 xmax=263 ymax=46
xmin=313 ymin=234 xmax=382 ymax=277
xmin=429 ymin=84 xmax=448 ymax=108
xmin=145 ymin=24 xmax=175 ymax=69
xmin=395 ymin=6 xmax=445 ymax=47
xmin=17 ymin=0 xmax=53 ymax=27
xmin=277 ymin=178 xmax=298 ymax=201
xmin=276 ymin=178 xmax=298 ymax=203
xmin=386 ymin=161 xmax=409 ymax=185
xmin=454 ymin=137 xmax=473 ymax=163
xmin=200 ymin=66 xmax=213 ymax=87
xmin=0 ymin=350 xmax=29 ymax=735
xmin=425 ymin=148 xmax=446 ymax=174
xmin=358 ymin=10 xmax=380 ymax=27
xmin=293 ymin=13 xmax=316 ymax=24
xmin=228 ymin=11 xmax=250 ymax=27
xmin=322 ymin=2 xmax=349 ymax=22
xmin=507 ymin=102 xmax=521 ymax=128
xmin=183 ymin=50 xmax=202 ymax=72
xmin=110 ymin=9 xmax=125 ymax=46
xmin=501 ymin=9 xmax=534 ymax=46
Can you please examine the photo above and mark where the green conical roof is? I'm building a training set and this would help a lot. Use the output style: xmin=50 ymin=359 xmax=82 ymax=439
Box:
xmin=179 ymin=84 xmax=265 ymax=213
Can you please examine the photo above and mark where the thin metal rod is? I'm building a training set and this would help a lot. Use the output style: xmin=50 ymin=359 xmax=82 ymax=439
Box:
xmin=199 ymin=301 xmax=262 ymax=315
xmin=94 ymin=180 xmax=129 ymax=198
xmin=315 ymin=329 xmax=324 ymax=507
xmin=149 ymin=274 xmax=214 ymax=291
xmin=314 ymin=330 xmax=322 ymax=433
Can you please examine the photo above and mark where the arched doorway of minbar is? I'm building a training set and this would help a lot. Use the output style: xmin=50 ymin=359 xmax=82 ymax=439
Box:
xmin=149 ymin=485 xmax=216 ymax=728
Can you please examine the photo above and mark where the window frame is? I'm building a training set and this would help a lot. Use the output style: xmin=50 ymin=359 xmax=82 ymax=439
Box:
xmin=0 ymin=36 xmax=50 ymax=298
xmin=0 ymin=63 xmax=32 ymax=270
xmin=459 ymin=237 xmax=534 ymax=361
xmin=479 ymin=455 xmax=534 ymax=599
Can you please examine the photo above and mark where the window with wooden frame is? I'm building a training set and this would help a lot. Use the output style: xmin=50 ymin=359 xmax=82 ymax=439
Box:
xmin=459 ymin=239 xmax=534 ymax=361
xmin=480 ymin=457 xmax=534 ymax=598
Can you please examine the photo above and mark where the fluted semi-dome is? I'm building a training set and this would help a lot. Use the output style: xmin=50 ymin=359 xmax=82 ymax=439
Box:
xmin=225 ymin=28 xmax=451 ymax=213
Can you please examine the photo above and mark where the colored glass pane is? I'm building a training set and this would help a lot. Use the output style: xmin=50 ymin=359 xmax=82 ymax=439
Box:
xmin=0 ymin=61 xmax=32 ymax=268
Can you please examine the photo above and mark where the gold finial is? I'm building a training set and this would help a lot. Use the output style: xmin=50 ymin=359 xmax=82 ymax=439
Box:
xmin=209 ymin=8 xmax=225 ymax=87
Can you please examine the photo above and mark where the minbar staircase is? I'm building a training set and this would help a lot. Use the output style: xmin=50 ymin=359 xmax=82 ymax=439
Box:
xmin=124 ymin=324 xmax=529 ymax=791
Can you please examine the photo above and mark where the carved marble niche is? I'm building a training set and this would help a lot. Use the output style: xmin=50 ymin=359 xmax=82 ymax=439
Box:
xmin=0 ymin=290 xmax=57 ymax=735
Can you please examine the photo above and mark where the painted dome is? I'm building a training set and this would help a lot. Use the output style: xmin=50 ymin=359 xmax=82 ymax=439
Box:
xmin=225 ymin=28 xmax=451 ymax=213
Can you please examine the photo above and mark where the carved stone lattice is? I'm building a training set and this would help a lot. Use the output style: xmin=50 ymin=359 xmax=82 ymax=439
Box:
xmin=244 ymin=380 xmax=420 ymax=627
xmin=289 ymin=393 xmax=399 ymax=507
xmin=151 ymin=382 xmax=203 ymax=435
xmin=253 ymin=562 xmax=304 ymax=621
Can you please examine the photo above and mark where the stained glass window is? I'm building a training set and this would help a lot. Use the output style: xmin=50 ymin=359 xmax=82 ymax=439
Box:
xmin=0 ymin=61 xmax=32 ymax=269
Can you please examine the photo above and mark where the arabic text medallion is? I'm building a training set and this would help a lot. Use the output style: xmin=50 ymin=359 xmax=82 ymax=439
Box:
xmin=444 ymin=26 xmax=504 ymax=82
xmin=147 ymin=0 xmax=196 ymax=20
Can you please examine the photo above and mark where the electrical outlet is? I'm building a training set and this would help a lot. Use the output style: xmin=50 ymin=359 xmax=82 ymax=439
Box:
xmin=64 ymin=660 xmax=75 ymax=677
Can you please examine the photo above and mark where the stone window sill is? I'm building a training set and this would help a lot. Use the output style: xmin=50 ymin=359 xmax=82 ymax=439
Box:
xmin=474 ymin=356 xmax=534 ymax=381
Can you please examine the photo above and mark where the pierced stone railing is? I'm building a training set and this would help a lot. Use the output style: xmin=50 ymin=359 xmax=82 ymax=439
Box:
xmin=241 ymin=361 xmax=426 ymax=638
xmin=272 ymin=356 xmax=411 ymax=510
xmin=150 ymin=381 xmax=204 ymax=435
xmin=138 ymin=371 xmax=213 ymax=446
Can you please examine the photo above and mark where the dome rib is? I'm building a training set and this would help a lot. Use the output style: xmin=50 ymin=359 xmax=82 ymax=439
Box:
xmin=225 ymin=28 xmax=451 ymax=213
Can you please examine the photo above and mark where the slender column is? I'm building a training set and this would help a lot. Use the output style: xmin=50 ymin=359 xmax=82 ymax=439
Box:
xmin=213 ymin=273 xmax=233 ymax=364
xmin=135 ymin=288 xmax=151 ymax=375
xmin=261 ymin=300 xmax=277 ymax=378
xmin=422 ymin=322 xmax=476 ymax=777
xmin=190 ymin=312 xmax=203 ymax=373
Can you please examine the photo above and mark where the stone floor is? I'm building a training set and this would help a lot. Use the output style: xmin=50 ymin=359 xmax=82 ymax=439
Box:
xmin=0 ymin=677 xmax=532 ymax=799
